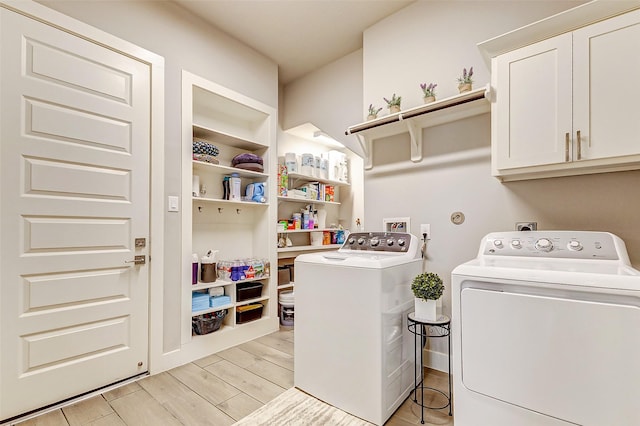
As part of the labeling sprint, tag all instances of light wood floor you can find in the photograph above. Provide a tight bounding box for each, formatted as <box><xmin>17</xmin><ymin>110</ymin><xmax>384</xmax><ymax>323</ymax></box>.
<box><xmin>13</xmin><ymin>328</ymin><xmax>453</xmax><ymax>426</ymax></box>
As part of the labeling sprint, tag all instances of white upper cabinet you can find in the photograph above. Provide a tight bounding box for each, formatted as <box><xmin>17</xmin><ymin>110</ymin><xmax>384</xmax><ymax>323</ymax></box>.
<box><xmin>489</xmin><ymin>7</ymin><xmax>640</xmax><ymax>181</ymax></box>
<box><xmin>572</xmin><ymin>10</ymin><xmax>640</xmax><ymax>161</ymax></box>
<box><xmin>493</xmin><ymin>34</ymin><xmax>572</xmax><ymax>170</ymax></box>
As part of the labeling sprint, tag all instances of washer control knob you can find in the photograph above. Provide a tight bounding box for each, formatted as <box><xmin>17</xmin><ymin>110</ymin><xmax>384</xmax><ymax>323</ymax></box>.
<box><xmin>568</xmin><ymin>240</ymin><xmax>583</xmax><ymax>251</ymax></box>
<box><xmin>397</xmin><ymin>238</ymin><xmax>406</xmax><ymax>247</ymax></box>
<box><xmin>357</xmin><ymin>237</ymin><xmax>366</xmax><ymax>245</ymax></box>
<box><xmin>511</xmin><ymin>239</ymin><xmax>522</xmax><ymax>249</ymax></box>
<box><xmin>535</xmin><ymin>238</ymin><xmax>553</xmax><ymax>252</ymax></box>
<box><xmin>370</xmin><ymin>237</ymin><xmax>380</xmax><ymax>247</ymax></box>
<box><xmin>494</xmin><ymin>239</ymin><xmax>503</xmax><ymax>248</ymax></box>
<box><xmin>348</xmin><ymin>238</ymin><xmax>355</xmax><ymax>245</ymax></box>
<box><xmin>386</xmin><ymin>239</ymin><xmax>394</xmax><ymax>246</ymax></box>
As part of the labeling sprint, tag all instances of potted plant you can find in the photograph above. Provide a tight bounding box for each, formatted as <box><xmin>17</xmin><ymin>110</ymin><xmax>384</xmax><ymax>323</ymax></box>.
<box><xmin>457</xmin><ymin>66</ymin><xmax>473</xmax><ymax>93</ymax></box>
<box><xmin>384</xmin><ymin>93</ymin><xmax>402</xmax><ymax>114</ymax></box>
<box><xmin>367</xmin><ymin>103</ymin><xmax>382</xmax><ymax>120</ymax></box>
<box><xmin>411</xmin><ymin>272</ymin><xmax>444</xmax><ymax>321</ymax></box>
<box><xmin>420</xmin><ymin>82</ymin><xmax>437</xmax><ymax>104</ymax></box>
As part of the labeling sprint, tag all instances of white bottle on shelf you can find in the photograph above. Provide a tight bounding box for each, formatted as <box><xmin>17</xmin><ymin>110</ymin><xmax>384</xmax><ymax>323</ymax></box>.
<box><xmin>230</xmin><ymin>173</ymin><xmax>241</xmax><ymax>201</ymax></box>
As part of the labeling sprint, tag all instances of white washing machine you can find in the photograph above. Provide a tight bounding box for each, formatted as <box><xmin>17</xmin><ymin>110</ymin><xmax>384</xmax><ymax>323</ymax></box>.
<box><xmin>294</xmin><ymin>232</ymin><xmax>421</xmax><ymax>425</ymax></box>
<box><xmin>452</xmin><ymin>231</ymin><xmax>640</xmax><ymax>426</ymax></box>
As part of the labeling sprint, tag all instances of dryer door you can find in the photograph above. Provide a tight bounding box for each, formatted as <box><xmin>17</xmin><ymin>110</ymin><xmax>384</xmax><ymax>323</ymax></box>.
<box><xmin>460</xmin><ymin>286</ymin><xmax>640</xmax><ymax>426</ymax></box>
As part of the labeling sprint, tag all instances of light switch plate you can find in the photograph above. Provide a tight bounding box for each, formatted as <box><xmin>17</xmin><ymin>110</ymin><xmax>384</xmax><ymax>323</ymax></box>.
<box><xmin>168</xmin><ymin>196</ymin><xmax>179</xmax><ymax>212</ymax></box>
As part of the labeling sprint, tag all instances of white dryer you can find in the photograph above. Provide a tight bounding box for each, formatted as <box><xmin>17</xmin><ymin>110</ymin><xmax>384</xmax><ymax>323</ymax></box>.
<box><xmin>452</xmin><ymin>231</ymin><xmax>640</xmax><ymax>426</ymax></box>
<box><xmin>294</xmin><ymin>232</ymin><xmax>421</xmax><ymax>425</ymax></box>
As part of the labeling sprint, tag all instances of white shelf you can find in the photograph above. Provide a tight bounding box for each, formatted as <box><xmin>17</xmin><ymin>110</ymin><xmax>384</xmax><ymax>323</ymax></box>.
<box><xmin>191</xmin><ymin>304</ymin><xmax>234</xmax><ymax>317</ymax></box>
<box><xmin>191</xmin><ymin>275</ymin><xmax>269</xmax><ymax>292</ymax></box>
<box><xmin>346</xmin><ymin>86</ymin><xmax>491</xmax><ymax>169</ymax></box>
<box><xmin>278</xmin><ymin>283</ymin><xmax>295</xmax><ymax>290</ymax></box>
<box><xmin>193</xmin><ymin>124</ymin><xmax>267</xmax><ymax>151</ymax></box>
<box><xmin>277</xmin><ymin>196</ymin><xmax>340</xmax><ymax>205</ymax></box>
<box><xmin>277</xmin><ymin>244</ymin><xmax>341</xmax><ymax>253</ymax></box>
<box><xmin>277</xmin><ymin>228</ymin><xmax>338</xmax><ymax>233</ymax></box>
<box><xmin>183</xmin><ymin>70</ymin><xmax>278</xmax><ymax>356</ymax></box>
<box><xmin>193</xmin><ymin>196</ymin><xmax>269</xmax><ymax>207</ymax></box>
<box><xmin>236</xmin><ymin>295</ymin><xmax>269</xmax><ymax>306</ymax></box>
<box><xmin>287</xmin><ymin>172</ymin><xmax>349</xmax><ymax>186</ymax></box>
<box><xmin>193</xmin><ymin>160</ymin><xmax>268</xmax><ymax>179</ymax></box>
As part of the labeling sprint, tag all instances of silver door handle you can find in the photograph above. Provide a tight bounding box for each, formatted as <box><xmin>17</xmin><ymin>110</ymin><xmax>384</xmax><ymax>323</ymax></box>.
<box><xmin>565</xmin><ymin>132</ymin><xmax>570</xmax><ymax>162</ymax></box>
<box><xmin>576</xmin><ymin>130</ymin><xmax>582</xmax><ymax>160</ymax></box>
<box><xmin>125</xmin><ymin>255</ymin><xmax>146</xmax><ymax>265</ymax></box>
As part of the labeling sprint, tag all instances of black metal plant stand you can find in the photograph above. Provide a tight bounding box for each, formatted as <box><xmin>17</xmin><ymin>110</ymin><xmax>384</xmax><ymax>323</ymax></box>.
<box><xmin>407</xmin><ymin>312</ymin><xmax>452</xmax><ymax>424</ymax></box>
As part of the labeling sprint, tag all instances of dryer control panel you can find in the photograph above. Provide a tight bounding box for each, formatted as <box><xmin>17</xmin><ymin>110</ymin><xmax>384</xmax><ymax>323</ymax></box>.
<box><xmin>340</xmin><ymin>232</ymin><xmax>414</xmax><ymax>253</ymax></box>
<box><xmin>482</xmin><ymin>231</ymin><xmax>622</xmax><ymax>260</ymax></box>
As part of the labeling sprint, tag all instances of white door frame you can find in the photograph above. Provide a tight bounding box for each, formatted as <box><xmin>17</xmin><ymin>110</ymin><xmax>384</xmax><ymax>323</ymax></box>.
<box><xmin>0</xmin><ymin>0</ymin><xmax>165</xmax><ymax>373</ymax></box>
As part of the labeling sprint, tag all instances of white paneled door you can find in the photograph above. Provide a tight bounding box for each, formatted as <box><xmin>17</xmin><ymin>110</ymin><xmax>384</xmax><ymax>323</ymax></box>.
<box><xmin>0</xmin><ymin>7</ymin><xmax>151</xmax><ymax>420</ymax></box>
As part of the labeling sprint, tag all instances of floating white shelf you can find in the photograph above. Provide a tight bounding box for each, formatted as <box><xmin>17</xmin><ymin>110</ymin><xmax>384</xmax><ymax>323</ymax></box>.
<box><xmin>346</xmin><ymin>86</ymin><xmax>491</xmax><ymax>169</ymax></box>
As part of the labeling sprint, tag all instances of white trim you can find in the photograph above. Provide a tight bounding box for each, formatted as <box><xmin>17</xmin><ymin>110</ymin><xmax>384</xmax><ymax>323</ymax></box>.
<box><xmin>477</xmin><ymin>0</ymin><xmax>640</xmax><ymax>65</ymax></box>
<box><xmin>423</xmin><ymin>348</ymin><xmax>450</xmax><ymax>374</ymax></box>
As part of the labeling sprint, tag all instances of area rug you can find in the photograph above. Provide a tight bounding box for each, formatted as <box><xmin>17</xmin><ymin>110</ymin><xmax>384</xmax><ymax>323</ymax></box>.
<box><xmin>233</xmin><ymin>387</ymin><xmax>373</xmax><ymax>426</ymax></box>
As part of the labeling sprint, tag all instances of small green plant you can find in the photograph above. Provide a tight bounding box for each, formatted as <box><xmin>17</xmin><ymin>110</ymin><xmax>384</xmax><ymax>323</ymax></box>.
<box><xmin>383</xmin><ymin>93</ymin><xmax>402</xmax><ymax>108</ymax></box>
<box><xmin>368</xmin><ymin>103</ymin><xmax>382</xmax><ymax>117</ymax></box>
<box><xmin>457</xmin><ymin>67</ymin><xmax>474</xmax><ymax>84</ymax></box>
<box><xmin>411</xmin><ymin>272</ymin><xmax>444</xmax><ymax>300</ymax></box>
<box><xmin>420</xmin><ymin>83</ymin><xmax>437</xmax><ymax>98</ymax></box>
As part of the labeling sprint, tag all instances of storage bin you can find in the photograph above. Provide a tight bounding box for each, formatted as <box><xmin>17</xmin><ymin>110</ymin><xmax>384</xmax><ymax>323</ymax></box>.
<box><xmin>278</xmin><ymin>267</ymin><xmax>290</xmax><ymax>285</ymax></box>
<box><xmin>236</xmin><ymin>282</ymin><xmax>263</xmax><ymax>302</ymax></box>
<box><xmin>192</xmin><ymin>310</ymin><xmax>227</xmax><ymax>335</ymax></box>
<box><xmin>236</xmin><ymin>303</ymin><xmax>264</xmax><ymax>324</ymax></box>
<box><xmin>279</xmin><ymin>291</ymin><xmax>294</xmax><ymax>327</ymax></box>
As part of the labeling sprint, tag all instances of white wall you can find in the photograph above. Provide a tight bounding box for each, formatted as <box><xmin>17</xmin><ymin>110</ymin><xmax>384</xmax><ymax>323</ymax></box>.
<box><xmin>281</xmin><ymin>50</ymin><xmax>366</xmax><ymax>231</ymax></box>
<box><xmin>283</xmin><ymin>50</ymin><xmax>364</xmax><ymax>156</ymax></box>
<box><xmin>38</xmin><ymin>0</ymin><xmax>279</xmax><ymax>356</ymax></box>
<box><xmin>361</xmin><ymin>0</ymin><xmax>640</xmax><ymax>326</ymax></box>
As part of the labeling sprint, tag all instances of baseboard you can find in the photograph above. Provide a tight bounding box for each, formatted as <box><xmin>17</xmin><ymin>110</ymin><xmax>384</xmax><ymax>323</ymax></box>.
<box><xmin>423</xmin><ymin>348</ymin><xmax>450</xmax><ymax>373</ymax></box>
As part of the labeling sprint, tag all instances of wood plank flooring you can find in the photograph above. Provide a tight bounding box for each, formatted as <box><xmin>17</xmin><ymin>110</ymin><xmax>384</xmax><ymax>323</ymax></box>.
<box><xmin>12</xmin><ymin>328</ymin><xmax>453</xmax><ymax>426</ymax></box>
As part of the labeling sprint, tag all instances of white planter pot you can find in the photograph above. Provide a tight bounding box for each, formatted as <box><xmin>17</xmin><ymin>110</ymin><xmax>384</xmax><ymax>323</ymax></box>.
<box><xmin>414</xmin><ymin>298</ymin><xmax>437</xmax><ymax>321</ymax></box>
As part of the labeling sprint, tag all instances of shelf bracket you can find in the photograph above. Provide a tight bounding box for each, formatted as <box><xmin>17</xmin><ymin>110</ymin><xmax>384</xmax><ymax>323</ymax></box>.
<box><xmin>356</xmin><ymin>133</ymin><xmax>373</xmax><ymax>170</ymax></box>
<box><xmin>406</xmin><ymin>120</ymin><xmax>423</xmax><ymax>163</ymax></box>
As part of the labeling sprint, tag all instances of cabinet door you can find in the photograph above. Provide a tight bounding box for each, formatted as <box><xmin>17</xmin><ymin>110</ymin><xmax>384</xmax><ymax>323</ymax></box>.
<box><xmin>493</xmin><ymin>34</ymin><xmax>573</xmax><ymax>170</ymax></box>
<box><xmin>573</xmin><ymin>9</ymin><xmax>640</xmax><ymax>161</ymax></box>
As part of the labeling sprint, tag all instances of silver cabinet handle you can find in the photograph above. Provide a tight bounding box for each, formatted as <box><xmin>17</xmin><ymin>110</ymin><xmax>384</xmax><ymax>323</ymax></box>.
<box><xmin>576</xmin><ymin>130</ymin><xmax>582</xmax><ymax>160</ymax></box>
<box><xmin>565</xmin><ymin>132</ymin><xmax>570</xmax><ymax>162</ymax></box>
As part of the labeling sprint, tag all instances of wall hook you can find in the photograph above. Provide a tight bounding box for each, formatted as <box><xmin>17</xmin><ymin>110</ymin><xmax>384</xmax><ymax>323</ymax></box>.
<box><xmin>198</xmin><ymin>206</ymin><xmax>203</xmax><ymax>213</ymax></box>
<box><xmin>218</xmin><ymin>207</ymin><xmax>223</xmax><ymax>214</ymax></box>
<box><xmin>236</xmin><ymin>209</ymin><xmax>241</xmax><ymax>215</ymax></box>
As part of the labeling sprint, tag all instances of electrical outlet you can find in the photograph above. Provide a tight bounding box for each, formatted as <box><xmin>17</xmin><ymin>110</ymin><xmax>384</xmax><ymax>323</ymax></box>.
<box><xmin>516</xmin><ymin>222</ymin><xmax>537</xmax><ymax>231</ymax></box>
<box><xmin>420</xmin><ymin>224</ymin><xmax>431</xmax><ymax>240</ymax></box>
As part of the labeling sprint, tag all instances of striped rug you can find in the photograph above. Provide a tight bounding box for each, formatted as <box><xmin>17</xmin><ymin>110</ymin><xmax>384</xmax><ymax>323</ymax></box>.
<box><xmin>233</xmin><ymin>387</ymin><xmax>373</xmax><ymax>426</ymax></box>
